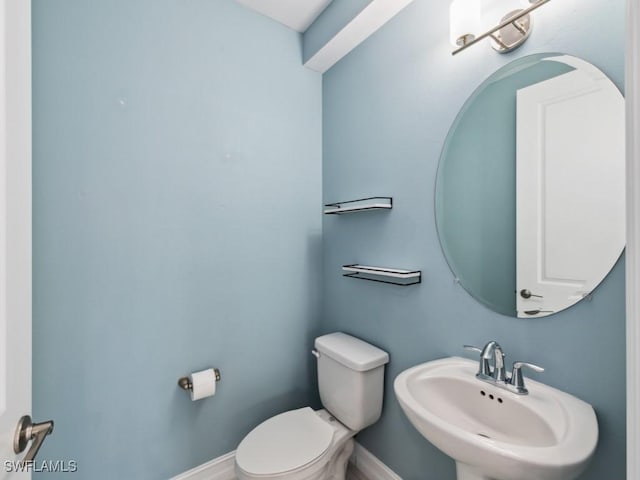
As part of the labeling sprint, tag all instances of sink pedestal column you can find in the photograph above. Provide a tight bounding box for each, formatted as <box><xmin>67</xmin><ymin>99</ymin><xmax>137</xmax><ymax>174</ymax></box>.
<box><xmin>456</xmin><ymin>462</ymin><xmax>493</xmax><ymax>480</ymax></box>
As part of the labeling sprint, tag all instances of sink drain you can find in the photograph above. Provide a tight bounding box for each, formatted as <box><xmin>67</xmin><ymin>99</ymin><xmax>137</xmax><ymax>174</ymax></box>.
<box><xmin>477</xmin><ymin>433</ymin><xmax>491</xmax><ymax>439</ymax></box>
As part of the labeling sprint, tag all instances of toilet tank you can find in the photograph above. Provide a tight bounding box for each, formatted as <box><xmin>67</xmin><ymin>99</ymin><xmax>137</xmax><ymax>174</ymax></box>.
<box><xmin>314</xmin><ymin>332</ymin><xmax>389</xmax><ymax>431</ymax></box>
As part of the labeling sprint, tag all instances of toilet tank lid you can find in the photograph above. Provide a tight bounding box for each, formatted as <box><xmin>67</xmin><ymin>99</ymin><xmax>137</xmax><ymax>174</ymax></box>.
<box><xmin>315</xmin><ymin>333</ymin><xmax>389</xmax><ymax>371</ymax></box>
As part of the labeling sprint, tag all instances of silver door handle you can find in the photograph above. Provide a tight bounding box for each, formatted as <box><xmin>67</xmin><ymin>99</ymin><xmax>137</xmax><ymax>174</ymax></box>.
<box><xmin>520</xmin><ymin>289</ymin><xmax>543</xmax><ymax>299</ymax></box>
<box><xmin>13</xmin><ymin>415</ymin><xmax>54</xmax><ymax>462</ymax></box>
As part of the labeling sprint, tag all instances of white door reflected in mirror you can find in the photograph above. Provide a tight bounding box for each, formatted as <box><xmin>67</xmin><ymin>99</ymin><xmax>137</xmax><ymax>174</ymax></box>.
<box><xmin>516</xmin><ymin>56</ymin><xmax>625</xmax><ymax>318</ymax></box>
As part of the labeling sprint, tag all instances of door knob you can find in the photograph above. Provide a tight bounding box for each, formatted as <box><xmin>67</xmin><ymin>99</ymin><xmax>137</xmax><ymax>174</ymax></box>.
<box><xmin>13</xmin><ymin>415</ymin><xmax>54</xmax><ymax>462</ymax></box>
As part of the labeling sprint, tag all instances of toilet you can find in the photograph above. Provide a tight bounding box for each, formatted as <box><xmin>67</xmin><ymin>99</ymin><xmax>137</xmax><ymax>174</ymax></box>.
<box><xmin>235</xmin><ymin>332</ymin><xmax>390</xmax><ymax>480</ymax></box>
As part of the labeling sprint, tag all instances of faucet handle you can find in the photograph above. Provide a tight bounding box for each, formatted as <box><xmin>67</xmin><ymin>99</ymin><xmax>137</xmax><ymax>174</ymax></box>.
<box><xmin>463</xmin><ymin>345</ymin><xmax>482</xmax><ymax>354</ymax></box>
<box><xmin>513</xmin><ymin>361</ymin><xmax>544</xmax><ymax>373</ymax></box>
<box><xmin>510</xmin><ymin>361</ymin><xmax>545</xmax><ymax>394</ymax></box>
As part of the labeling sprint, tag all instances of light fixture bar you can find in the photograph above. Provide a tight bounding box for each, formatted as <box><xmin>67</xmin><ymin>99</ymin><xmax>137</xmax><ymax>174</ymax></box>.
<box><xmin>452</xmin><ymin>0</ymin><xmax>551</xmax><ymax>55</ymax></box>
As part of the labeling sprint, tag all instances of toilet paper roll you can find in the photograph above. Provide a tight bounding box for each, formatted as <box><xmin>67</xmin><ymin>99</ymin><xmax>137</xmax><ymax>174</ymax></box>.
<box><xmin>189</xmin><ymin>368</ymin><xmax>217</xmax><ymax>401</ymax></box>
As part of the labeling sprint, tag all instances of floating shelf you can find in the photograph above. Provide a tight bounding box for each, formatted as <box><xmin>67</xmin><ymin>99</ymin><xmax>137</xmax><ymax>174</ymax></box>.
<box><xmin>324</xmin><ymin>197</ymin><xmax>392</xmax><ymax>215</ymax></box>
<box><xmin>342</xmin><ymin>264</ymin><xmax>421</xmax><ymax>286</ymax></box>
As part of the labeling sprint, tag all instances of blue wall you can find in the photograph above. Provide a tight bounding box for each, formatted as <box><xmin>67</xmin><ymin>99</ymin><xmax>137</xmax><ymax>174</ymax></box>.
<box><xmin>32</xmin><ymin>1</ymin><xmax>321</xmax><ymax>478</ymax></box>
<box><xmin>322</xmin><ymin>0</ymin><xmax>626</xmax><ymax>479</ymax></box>
<box><xmin>31</xmin><ymin>0</ymin><xmax>627</xmax><ymax>478</ymax></box>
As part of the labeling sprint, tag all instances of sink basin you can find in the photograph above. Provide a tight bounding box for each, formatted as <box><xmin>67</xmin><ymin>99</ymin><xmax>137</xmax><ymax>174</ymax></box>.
<box><xmin>394</xmin><ymin>357</ymin><xmax>598</xmax><ymax>480</ymax></box>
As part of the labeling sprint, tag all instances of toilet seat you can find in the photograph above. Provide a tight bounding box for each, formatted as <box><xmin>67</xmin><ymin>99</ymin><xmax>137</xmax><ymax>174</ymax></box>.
<box><xmin>236</xmin><ymin>407</ymin><xmax>335</xmax><ymax>477</ymax></box>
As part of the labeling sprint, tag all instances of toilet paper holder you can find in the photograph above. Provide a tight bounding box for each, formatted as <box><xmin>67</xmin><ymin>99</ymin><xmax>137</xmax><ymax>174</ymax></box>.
<box><xmin>178</xmin><ymin>368</ymin><xmax>221</xmax><ymax>392</ymax></box>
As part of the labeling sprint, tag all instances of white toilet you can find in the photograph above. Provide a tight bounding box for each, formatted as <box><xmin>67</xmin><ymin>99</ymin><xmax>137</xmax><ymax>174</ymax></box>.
<box><xmin>235</xmin><ymin>332</ymin><xmax>389</xmax><ymax>480</ymax></box>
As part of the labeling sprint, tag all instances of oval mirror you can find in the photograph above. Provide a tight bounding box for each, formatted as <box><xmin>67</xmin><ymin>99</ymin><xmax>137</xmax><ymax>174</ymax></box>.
<box><xmin>435</xmin><ymin>53</ymin><xmax>625</xmax><ymax>318</ymax></box>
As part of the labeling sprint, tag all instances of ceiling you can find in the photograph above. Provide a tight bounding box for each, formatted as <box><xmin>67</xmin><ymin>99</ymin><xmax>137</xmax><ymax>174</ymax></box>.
<box><xmin>235</xmin><ymin>0</ymin><xmax>333</xmax><ymax>33</ymax></box>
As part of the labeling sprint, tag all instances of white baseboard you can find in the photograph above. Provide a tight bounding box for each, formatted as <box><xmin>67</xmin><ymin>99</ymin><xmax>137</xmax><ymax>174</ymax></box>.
<box><xmin>349</xmin><ymin>443</ymin><xmax>402</xmax><ymax>480</ymax></box>
<box><xmin>170</xmin><ymin>442</ymin><xmax>401</xmax><ymax>480</ymax></box>
<box><xmin>170</xmin><ymin>450</ymin><xmax>236</xmax><ymax>480</ymax></box>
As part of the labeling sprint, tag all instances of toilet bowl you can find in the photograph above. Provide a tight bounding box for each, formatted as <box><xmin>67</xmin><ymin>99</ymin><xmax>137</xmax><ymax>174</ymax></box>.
<box><xmin>235</xmin><ymin>333</ymin><xmax>389</xmax><ymax>480</ymax></box>
<box><xmin>236</xmin><ymin>408</ymin><xmax>354</xmax><ymax>480</ymax></box>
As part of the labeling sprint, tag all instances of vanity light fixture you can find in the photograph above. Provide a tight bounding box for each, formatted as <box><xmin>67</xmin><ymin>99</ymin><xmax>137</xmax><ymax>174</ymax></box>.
<box><xmin>450</xmin><ymin>0</ymin><xmax>551</xmax><ymax>55</ymax></box>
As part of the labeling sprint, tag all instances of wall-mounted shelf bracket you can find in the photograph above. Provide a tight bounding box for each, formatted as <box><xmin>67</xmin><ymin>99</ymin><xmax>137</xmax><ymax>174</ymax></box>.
<box><xmin>324</xmin><ymin>197</ymin><xmax>392</xmax><ymax>215</ymax></box>
<box><xmin>342</xmin><ymin>264</ymin><xmax>421</xmax><ymax>286</ymax></box>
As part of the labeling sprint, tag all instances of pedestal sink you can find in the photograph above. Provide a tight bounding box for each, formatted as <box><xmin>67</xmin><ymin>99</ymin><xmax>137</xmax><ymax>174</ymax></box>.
<box><xmin>394</xmin><ymin>357</ymin><xmax>598</xmax><ymax>480</ymax></box>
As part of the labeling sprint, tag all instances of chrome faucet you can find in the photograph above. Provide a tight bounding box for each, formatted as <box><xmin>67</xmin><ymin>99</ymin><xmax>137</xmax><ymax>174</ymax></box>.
<box><xmin>464</xmin><ymin>341</ymin><xmax>504</xmax><ymax>380</ymax></box>
<box><xmin>481</xmin><ymin>341</ymin><xmax>506</xmax><ymax>382</ymax></box>
<box><xmin>464</xmin><ymin>341</ymin><xmax>544</xmax><ymax>395</ymax></box>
